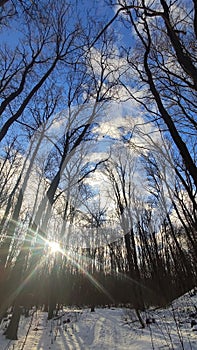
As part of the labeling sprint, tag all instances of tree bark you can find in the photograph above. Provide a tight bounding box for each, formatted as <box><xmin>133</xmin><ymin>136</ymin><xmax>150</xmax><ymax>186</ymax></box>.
<box><xmin>4</xmin><ymin>303</ymin><xmax>21</xmax><ymax>340</ymax></box>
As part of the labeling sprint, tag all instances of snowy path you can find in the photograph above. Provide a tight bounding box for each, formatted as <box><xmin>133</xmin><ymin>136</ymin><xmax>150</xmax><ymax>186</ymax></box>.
<box><xmin>1</xmin><ymin>292</ymin><xmax>197</xmax><ymax>350</ymax></box>
<box><xmin>22</xmin><ymin>308</ymin><xmax>137</xmax><ymax>350</ymax></box>
<box><xmin>0</xmin><ymin>308</ymin><xmax>145</xmax><ymax>350</ymax></box>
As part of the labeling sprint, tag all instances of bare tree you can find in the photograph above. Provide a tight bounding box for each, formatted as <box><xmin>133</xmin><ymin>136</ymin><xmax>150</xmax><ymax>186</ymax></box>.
<box><xmin>94</xmin><ymin>0</ymin><xmax>197</xmax><ymax>187</ymax></box>
<box><xmin>3</xmin><ymin>26</ymin><xmax>118</xmax><ymax>338</ymax></box>
<box><xmin>0</xmin><ymin>0</ymin><xmax>83</xmax><ymax>142</ymax></box>
<box><xmin>0</xmin><ymin>84</ymin><xmax>61</xmax><ymax>269</ymax></box>
<box><xmin>103</xmin><ymin>144</ymin><xmax>146</xmax><ymax>327</ymax></box>
<box><xmin>0</xmin><ymin>137</ymin><xmax>23</xmax><ymax>209</ymax></box>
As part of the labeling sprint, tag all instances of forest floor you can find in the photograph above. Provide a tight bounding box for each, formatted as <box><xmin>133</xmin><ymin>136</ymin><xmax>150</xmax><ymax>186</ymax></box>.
<box><xmin>0</xmin><ymin>290</ymin><xmax>197</xmax><ymax>350</ymax></box>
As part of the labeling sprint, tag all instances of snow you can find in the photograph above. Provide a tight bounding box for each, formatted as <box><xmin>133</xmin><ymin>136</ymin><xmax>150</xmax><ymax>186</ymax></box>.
<box><xmin>1</xmin><ymin>290</ymin><xmax>197</xmax><ymax>350</ymax></box>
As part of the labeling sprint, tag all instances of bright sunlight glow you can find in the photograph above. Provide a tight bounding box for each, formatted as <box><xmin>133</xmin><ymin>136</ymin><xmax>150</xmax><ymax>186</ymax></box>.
<box><xmin>48</xmin><ymin>241</ymin><xmax>61</xmax><ymax>254</ymax></box>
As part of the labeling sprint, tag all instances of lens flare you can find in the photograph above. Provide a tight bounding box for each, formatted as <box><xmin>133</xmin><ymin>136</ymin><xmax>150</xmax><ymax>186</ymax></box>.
<box><xmin>48</xmin><ymin>240</ymin><xmax>61</xmax><ymax>253</ymax></box>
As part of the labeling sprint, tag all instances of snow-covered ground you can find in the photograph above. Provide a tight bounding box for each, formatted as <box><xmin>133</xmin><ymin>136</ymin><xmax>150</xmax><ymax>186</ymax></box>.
<box><xmin>1</xmin><ymin>290</ymin><xmax>197</xmax><ymax>350</ymax></box>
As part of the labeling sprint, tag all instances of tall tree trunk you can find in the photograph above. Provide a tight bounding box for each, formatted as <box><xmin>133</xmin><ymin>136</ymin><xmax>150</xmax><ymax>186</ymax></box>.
<box><xmin>4</xmin><ymin>303</ymin><xmax>21</xmax><ymax>340</ymax></box>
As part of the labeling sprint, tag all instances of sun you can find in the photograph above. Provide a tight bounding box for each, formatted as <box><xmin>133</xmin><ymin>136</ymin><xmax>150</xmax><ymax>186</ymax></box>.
<box><xmin>48</xmin><ymin>241</ymin><xmax>61</xmax><ymax>254</ymax></box>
